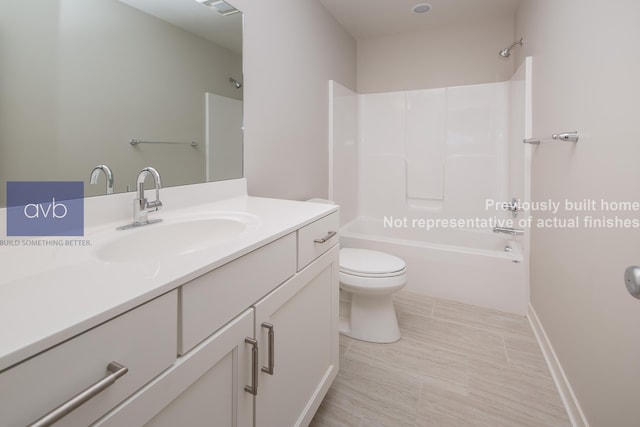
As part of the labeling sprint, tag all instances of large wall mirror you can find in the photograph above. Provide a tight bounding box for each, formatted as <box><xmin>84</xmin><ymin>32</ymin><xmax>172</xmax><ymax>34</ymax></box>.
<box><xmin>0</xmin><ymin>0</ymin><xmax>243</xmax><ymax>207</ymax></box>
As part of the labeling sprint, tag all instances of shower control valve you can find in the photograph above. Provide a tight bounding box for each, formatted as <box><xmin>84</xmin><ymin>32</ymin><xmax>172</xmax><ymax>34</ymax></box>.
<box><xmin>506</xmin><ymin>198</ymin><xmax>523</xmax><ymax>218</ymax></box>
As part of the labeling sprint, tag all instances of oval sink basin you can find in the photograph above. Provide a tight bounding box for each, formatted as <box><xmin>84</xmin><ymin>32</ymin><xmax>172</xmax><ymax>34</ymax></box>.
<box><xmin>96</xmin><ymin>216</ymin><xmax>255</xmax><ymax>263</ymax></box>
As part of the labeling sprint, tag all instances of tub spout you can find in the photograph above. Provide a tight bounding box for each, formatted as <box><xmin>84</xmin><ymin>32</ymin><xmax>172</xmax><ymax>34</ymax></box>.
<box><xmin>493</xmin><ymin>226</ymin><xmax>524</xmax><ymax>236</ymax></box>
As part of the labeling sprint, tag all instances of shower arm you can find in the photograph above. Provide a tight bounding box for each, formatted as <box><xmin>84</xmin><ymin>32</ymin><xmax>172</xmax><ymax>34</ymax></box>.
<box><xmin>500</xmin><ymin>38</ymin><xmax>523</xmax><ymax>57</ymax></box>
<box><xmin>505</xmin><ymin>38</ymin><xmax>523</xmax><ymax>51</ymax></box>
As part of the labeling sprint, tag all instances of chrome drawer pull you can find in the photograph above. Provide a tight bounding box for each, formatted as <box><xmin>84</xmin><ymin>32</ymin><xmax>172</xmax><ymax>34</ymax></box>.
<box><xmin>314</xmin><ymin>231</ymin><xmax>336</xmax><ymax>244</ymax></box>
<box><xmin>28</xmin><ymin>361</ymin><xmax>128</xmax><ymax>427</ymax></box>
<box><xmin>244</xmin><ymin>337</ymin><xmax>258</xmax><ymax>396</ymax></box>
<box><xmin>261</xmin><ymin>323</ymin><xmax>275</xmax><ymax>375</ymax></box>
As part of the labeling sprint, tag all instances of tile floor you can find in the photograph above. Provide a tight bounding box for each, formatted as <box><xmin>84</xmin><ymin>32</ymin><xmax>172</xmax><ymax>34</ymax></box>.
<box><xmin>310</xmin><ymin>291</ymin><xmax>571</xmax><ymax>427</ymax></box>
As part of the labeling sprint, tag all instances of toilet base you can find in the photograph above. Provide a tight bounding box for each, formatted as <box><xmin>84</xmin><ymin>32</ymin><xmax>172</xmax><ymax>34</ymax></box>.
<box><xmin>340</xmin><ymin>292</ymin><xmax>401</xmax><ymax>343</ymax></box>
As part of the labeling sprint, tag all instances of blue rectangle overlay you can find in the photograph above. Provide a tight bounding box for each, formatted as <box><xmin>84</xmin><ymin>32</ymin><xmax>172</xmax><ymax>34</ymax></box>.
<box><xmin>7</xmin><ymin>182</ymin><xmax>84</xmax><ymax>236</ymax></box>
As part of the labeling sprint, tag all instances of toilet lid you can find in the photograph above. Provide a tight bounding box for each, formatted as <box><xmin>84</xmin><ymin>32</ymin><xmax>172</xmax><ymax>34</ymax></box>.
<box><xmin>339</xmin><ymin>248</ymin><xmax>406</xmax><ymax>276</ymax></box>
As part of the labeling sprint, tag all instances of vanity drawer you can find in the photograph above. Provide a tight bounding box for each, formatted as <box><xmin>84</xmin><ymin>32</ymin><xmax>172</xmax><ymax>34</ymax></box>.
<box><xmin>0</xmin><ymin>290</ymin><xmax>177</xmax><ymax>427</ymax></box>
<box><xmin>297</xmin><ymin>211</ymin><xmax>339</xmax><ymax>270</ymax></box>
<box><xmin>180</xmin><ymin>232</ymin><xmax>297</xmax><ymax>355</ymax></box>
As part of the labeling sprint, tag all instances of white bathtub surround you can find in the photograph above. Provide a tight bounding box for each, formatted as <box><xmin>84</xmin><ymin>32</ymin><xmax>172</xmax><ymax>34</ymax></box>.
<box><xmin>405</xmin><ymin>88</ymin><xmax>447</xmax><ymax>201</ymax></box>
<box><xmin>328</xmin><ymin>81</ymin><xmax>359</xmax><ymax>225</ymax></box>
<box><xmin>205</xmin><ymin>93</ymin><xmax>243</xmax><ymax>182</ymax></box>
<box><xmin>329</xmin><ymin>59</ymin><xmax>532</xmax><ymax>316</ymax></box>
<box><xmin>357</xmin><ymin>81</ymin><xmax>509</xmax><ymax>221</ymax></box>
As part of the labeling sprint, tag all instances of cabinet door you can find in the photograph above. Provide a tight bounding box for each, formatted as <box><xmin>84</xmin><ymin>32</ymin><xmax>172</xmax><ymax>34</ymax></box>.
<box><xmin>95</xmin><ymin>309</ymin><xmax>255</xmax><ymax>427</ymax></box>
<box><xmin>254</xmin><ymin>246</ymin><xmax>339</xmax><ymax>427</ymax></box>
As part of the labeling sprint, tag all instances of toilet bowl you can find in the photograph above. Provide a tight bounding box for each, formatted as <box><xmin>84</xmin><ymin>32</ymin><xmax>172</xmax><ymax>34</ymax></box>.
<box><xmin>339</xmin><ymin>248</ymin><xmax>407</xmax><ymax>343</ymax></box>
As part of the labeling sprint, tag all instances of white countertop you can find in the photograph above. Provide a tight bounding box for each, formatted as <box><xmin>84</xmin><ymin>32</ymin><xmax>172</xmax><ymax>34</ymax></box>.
<box><xmin>0</xmin><ymin>180</ymin><xmax>337</xmax><ymax>372</ymax></box>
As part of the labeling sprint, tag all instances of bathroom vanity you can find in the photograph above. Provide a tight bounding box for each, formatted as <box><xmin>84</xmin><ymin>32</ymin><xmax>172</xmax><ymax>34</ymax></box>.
<box><xmin>0</xmin><ymin>179</ymin><xmax>339</xmax><ymax>426</ymax></box>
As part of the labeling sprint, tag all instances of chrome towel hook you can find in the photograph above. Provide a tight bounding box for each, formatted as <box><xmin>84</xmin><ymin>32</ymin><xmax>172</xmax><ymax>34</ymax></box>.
<box><xmin>552</xmin><ymin>132</ymin><xmax>579</xmax><ymax>142</ymax></box>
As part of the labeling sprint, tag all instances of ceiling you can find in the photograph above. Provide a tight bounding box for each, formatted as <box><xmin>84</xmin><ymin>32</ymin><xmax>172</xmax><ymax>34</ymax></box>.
<box><xmin>318</xmin><ymin>0</ymin><xmax>523</xmax><ymax>40</ymax></box>
<box><xmin>120</xmin><ymin>0</ymin><xmax>242</xmax><ymax>54</ymax></box>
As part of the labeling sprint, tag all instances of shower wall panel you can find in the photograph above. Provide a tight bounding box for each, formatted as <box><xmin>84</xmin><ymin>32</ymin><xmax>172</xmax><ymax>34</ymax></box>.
<box><xmin>358</xmin><ymin>82</ymin><xmax>510</xmax><ymax>223</ymax></box>
<box><xmin>329</xmin><ymin>81</ymin><xmax>359</xmax><ymax>225</ymax></box>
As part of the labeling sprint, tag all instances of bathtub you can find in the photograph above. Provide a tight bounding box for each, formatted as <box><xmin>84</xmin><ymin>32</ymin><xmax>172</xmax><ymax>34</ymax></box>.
<box><xmin>339</xmin><ymin>216</ymin><xmax>528</xmax><ymax>315</ymax></box>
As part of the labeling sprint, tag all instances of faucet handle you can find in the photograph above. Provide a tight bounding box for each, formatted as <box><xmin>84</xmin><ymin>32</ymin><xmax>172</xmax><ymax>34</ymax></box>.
<box><xmin>147</xmin><ymin>200</ymin><xmax>163</xmax><ymax>210</ymax></box>
<box><xmin>506</xmin><ymin>197</ymin><xmax>523</xmax><ymax>218</ymax></box>
<box><xmin>506</xmin><ymin>198</ymin><xmax>521</xmax><ymax>211</ymax></box>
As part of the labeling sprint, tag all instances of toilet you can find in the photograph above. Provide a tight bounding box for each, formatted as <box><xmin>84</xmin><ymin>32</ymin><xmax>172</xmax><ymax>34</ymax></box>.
<box><xmin>339</xmin><ymin>248</ymin><xmax>407</xmax><ymax>343</ymax></box>
<box><xmin>305</xmin><ymin>199</ymin><xmax>407</xmax><ymax>343</ymax></box>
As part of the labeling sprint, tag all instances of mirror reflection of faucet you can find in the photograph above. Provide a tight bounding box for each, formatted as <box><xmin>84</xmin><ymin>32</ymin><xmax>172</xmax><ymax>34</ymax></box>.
<box><xmin>117</xmin><ymin>167</ymin><xmax>163</xmax><ymax>230</ymax></box>
<box><xmin>90</xmin><ymin>165</ymin><xmax>114</xmax><ymax>194</ymax></box>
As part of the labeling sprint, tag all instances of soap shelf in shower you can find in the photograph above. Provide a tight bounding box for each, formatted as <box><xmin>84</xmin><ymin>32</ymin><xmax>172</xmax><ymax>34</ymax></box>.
<box><xmin>523</xmin><ymin>131</ymin><xmax>579</xmax><ymax>145</ymax></box>
<box><xmin>130</xmin><ymin>139</ymin><xmax>198</xmax><ymax>147</ymax></box>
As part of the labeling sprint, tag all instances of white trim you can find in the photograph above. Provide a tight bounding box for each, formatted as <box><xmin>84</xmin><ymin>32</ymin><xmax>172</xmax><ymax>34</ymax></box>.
<box><xmin>328</xmin><ymin>80</ymin><xmax>335</xmax><ymax>200</ymax></box>
<box><xmin>527</xmin><ymin>303</ymin><xmax>589</xmax><ymax>427</ymax></box>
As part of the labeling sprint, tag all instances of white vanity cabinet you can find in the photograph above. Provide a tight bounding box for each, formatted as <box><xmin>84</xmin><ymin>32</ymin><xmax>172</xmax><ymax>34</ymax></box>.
<box><xmin>94</xmin><ymin>232</ymin><xmax>299</xmax><ymax>427</ymax></box>
<box><xmin>144</xmin><ymin>309</ymin><xmax>255</xmax><ymax>427</ymax></box>
<box><xmin>254</xmin><ymin>246</ymin><xmax>339</xmax><ymax>427</ymax></box>
<box><xmin>95</xmin><ymin>308</ymin><xmax>255</xmax><ymax>427</ymax></box>
<box><xmin>97</xmin><ymin>211</ymin><xmax>339</xmax><ymax>427</ymax></box>
<box><xmin>0</xmin><ymin>205</ymin><xmax>339</xmax><ymax>427</ymax></box>
<box><xmin>254</xmin><ymin>211</ymin><xmax>340</xmax><ymax>427</ymax></box>
<box><xmin>0</xmin><ymin>291</ymin><xmax>178</xmax><ymax>427</ymax></box>
<box><xmin>179</xmin><ymin>233</ymin><xmax>298</xmax><ymax>356</ymax></box>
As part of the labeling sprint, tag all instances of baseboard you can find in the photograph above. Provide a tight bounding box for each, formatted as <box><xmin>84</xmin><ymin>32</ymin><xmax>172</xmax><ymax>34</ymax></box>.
<box><xmin>527</xmin><ymin>304</ymin><xmax>589</xmax><ymax>427</ymax></box>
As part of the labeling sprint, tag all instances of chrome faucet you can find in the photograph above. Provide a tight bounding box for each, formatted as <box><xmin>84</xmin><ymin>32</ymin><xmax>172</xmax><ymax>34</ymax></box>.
<box><xmin>493</xmin><ymin>226</ymin><xmax>524</xmax><ymax>236</ymax></box>
<box><xmin>90</xmin><ymin>164</ymin><xmax>114</xmax><ymax>194</ymax></box>
<box><xmin>134</xmin><ymin>167</ymin><xmax>163</xmax><ymax>224</ymax></box>
<box><xmin>118</xmin><ymin>167</ymin><xmax>163</xmax><ymax>230</ymax></box>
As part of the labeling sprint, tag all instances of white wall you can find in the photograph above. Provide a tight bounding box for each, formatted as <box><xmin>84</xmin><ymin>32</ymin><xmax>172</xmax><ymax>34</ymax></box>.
<box><xmin>231</xmin><ymin>0</ymin><xmax>357</xmax><ymax>200</ymax></box>
<box><xmin>357</xmin><ymin>16</ymin><xmax>516</xmax><ymax>94</ymax></box>
<box><xmin>516</xmin><ymin>1</ymin><xmax>640</xmax><ymax>425</ymax></box>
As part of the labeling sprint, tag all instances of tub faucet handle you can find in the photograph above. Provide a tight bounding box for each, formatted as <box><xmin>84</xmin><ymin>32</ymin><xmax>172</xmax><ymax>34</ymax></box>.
<box><xmin>506</xmin><ymin>198</ymin><xmax>523</xmax><ymax>218</ymax></box>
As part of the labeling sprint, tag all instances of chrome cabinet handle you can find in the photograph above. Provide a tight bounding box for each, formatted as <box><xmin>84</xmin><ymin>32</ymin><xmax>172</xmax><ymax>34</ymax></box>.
<box><xmin>261</xmin><ymin>323</ymin><xmax>275</xmax><ymax>375</ymax></box>
<box><xmin>28</xmin><ymin>362</ymin><xmax>128</xmax><ymax>427</ymax></box>
<box><xmin>314</xmin><ymin>231</ymin><xmax>336</xmax><ymax>244</ymax></box>
<box><xmin>244</xmin><ymin>337</ymin><xmax>258</xmax><ymax>396</ymax></box>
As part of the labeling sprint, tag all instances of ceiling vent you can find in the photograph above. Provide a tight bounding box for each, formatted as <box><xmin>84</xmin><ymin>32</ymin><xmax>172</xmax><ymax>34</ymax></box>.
<box><xmin>198</xmin><ymin>0</ymin><xmax>240</xmax><ymax>16</ymax></box>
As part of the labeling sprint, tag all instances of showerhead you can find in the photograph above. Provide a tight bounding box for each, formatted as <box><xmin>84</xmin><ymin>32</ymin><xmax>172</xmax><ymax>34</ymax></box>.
<box><xmin>499</xmin><ymin>38</ymin><xmax>523</xmax><ymax>58</ymax></box>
